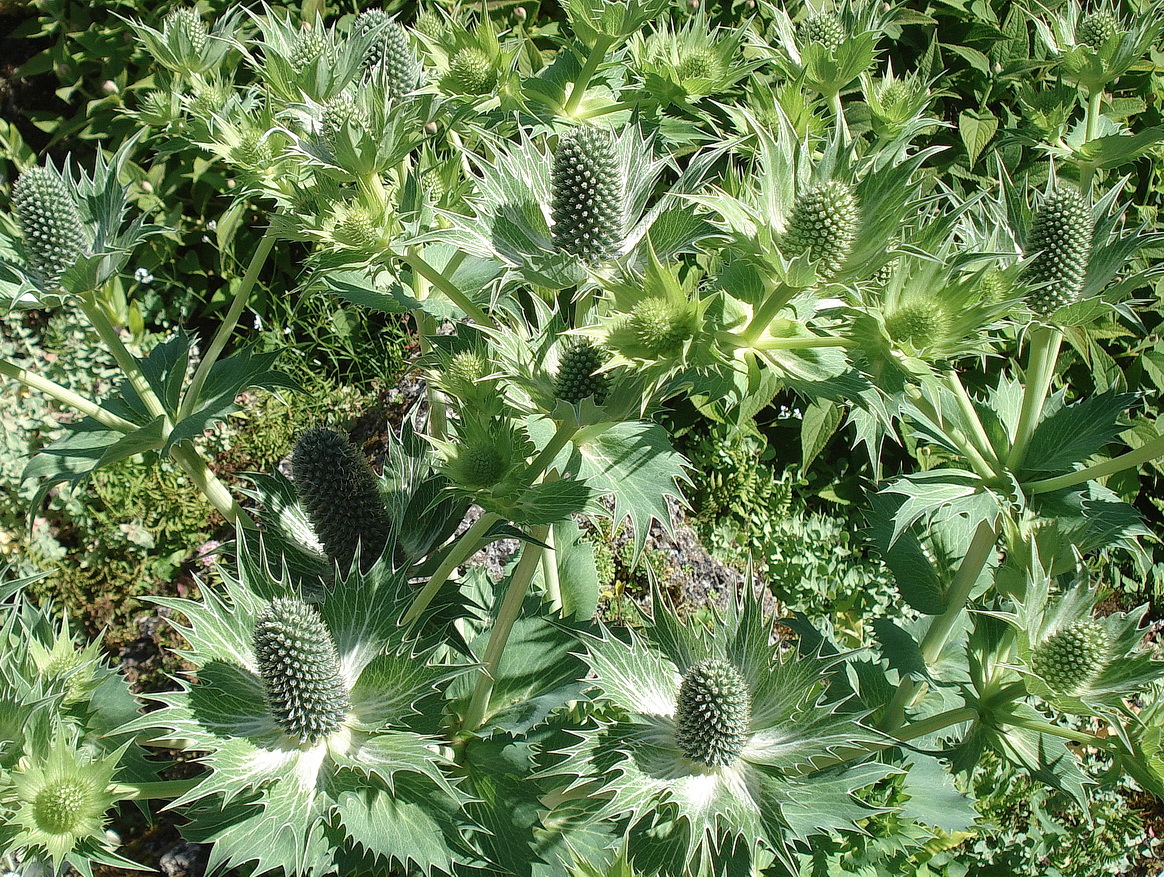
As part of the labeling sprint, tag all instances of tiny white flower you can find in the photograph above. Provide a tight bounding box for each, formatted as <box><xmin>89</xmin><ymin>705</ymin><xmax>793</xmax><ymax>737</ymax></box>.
<box><xmin>133</xmin><ymin>267</ymin><xmax>154</xmax><ymax>284</ymax></box>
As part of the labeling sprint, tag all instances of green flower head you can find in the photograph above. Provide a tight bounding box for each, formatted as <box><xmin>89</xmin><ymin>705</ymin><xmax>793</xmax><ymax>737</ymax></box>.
<box><xmin>560</xmin><ymin>588</ymin><xmax>890</xmax><ymax>876</ymax></box>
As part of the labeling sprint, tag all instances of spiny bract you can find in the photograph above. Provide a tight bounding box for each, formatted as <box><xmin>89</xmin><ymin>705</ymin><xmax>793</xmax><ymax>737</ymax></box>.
<box><xmin>555</xmin><ymin>340</ymin><xmax>609</xmax><ymax>404</ymax></box>
<box><xmin>1031</xmin><ymin>618</ymin><xmax>1107</xmax><ymax>694</ymax></box>
<box><xmin>1024</xmin><ymin>187</ymin><xmax>1092</xmax><ymax>316</ymax></box>
<box><xmin>13</xmin><ymin>166</ymin><xmax>87</xmax><ymax>290</ymax></box>
<box><xmin>782</xmin><ymin>180</ymin><xmax>860</xmax><ymax>281</ymax></box>
<box><xmin>551</xmin><ymin>127</ymin><xmax>623</xmax><ymax>264</ymax></box>
<box><xmin>254</xmin><ymin>597</ymin><xmax>351</xmax><ymax>743</ymax></box>
<box><xmin>290</xmin><ymin>426</ymin><xmax>393</xmax><ymax>571</ymax></box>
<box><xmin>447</xmin><ymin>47</ymin><xmax>496</xmax><ymax>95</ymax></box>
<box><xmin>799</xmin><ymin>11</ymin><xmax>846</xmax><ymax>52</ymax></box>
<box><xmin>1078</xmin><ymin>10</ymin><xmax>1119</xmax><ymax>47</ymax></box>
<box><xmin>674</xmin><ymin>658</ymin><xmax>752</xmax><ymax>767</ymax></box>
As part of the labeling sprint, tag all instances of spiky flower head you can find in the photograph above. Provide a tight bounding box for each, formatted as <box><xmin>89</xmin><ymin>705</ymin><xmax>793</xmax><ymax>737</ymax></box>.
<box><xmin>446</xmin><ymin>47</ymin><xmax>497</xmax><ymax>95</ymax></box>
<box><xmin>290</xmin><ymin>25</ymin><xmax>329</xmax><ymax>71</ymax></box>
<box><xmin>320</xmin><ymin>94</ymin><xmax>367</xmax><ymax>147</ymax></box>
<box><xmin>163</xmin><ymin>7</ymin><xmax>208</xmax><ymax>55</ymax></box>
<box><xmin>12</xmin><ymin>166</ymin><xmax>87</xmax><ymax>291</ymax></box>
<box><xmin>1024</xmin><ymin>187</ymin><xmax>1091</xmax><ymax>316</ymax></box>
<box><xmin>978</xmin><ymin>267</ymin><xmax>1011</xmax><ymax>303</ymax></box>
<box><xmin>356</xmin><ymin>12</ymin><xmax>421</xmax><ymax>100</ymax></box>
<box><xmin>782</xmin><ymin>180</ymin><xmax>860</xmax><ymax>281</ymax></box>
<box><xmin>291</xmin><ymin>426</ymin><xmax>393</xmax><ymax>571</ymax></box>
<box><xmin>674</xmin><ymin>658</ymin><xmax>752</xmax><ymax>767</ymax></box>
<box><xmin>555</xmin><ymin>340</ymin><xmax>609</xmax><ymax>405</ymax></box>
<box><xmin>627</xmin><ymin>296</ymin><xmax>699</xmax><ymax>356</ymax></box>
<box><xmin>329</xmin><ymin>200</ymin><xmax>382</xmax><ymax>251</ymax></box>
<box><xmin>799</xmin><ymin>11</ymin><xmax>846</xmax><ymax>52</ymax></box>
<box><xmin>676</xmin><ymin>46</ymin><xmax>724</xmax><ymax>82</ymax></box>
<box><xmin>552</xmin><ymin>127</ymin><xmax>623</xmax><ymax>264</ymax></box>
<box><xmin>1031</xmin><ymin>618</ymin><xmax>1107</xmax><ymax>694</ymax></box>
<box><xmin>884</xmin><ymin>299</ymin><xmax>952</xmax><ymax>351</ymax></box>
<box><xmin>414</xmin><ymin>8</ymin><xmax>446</xmax><ymax>38</ymax></box>
<box><xmin>254</xmin><ymin>598</ymin><xmax>351</xmax><ymax>743</ymax></box>
<box><xmin>1077</xmin><ymin>10</ymin><xmax>1119</xmax><ymax>47</ymax></box>
<box><xmin>564</xmin><ymin>589</ymin><xmax>888</xmax><ymax>876</ymax></box>
<box><xmin>453</xmin><ymin>441</ymin><xmax>506</xmax><ymax>488</ymax></box>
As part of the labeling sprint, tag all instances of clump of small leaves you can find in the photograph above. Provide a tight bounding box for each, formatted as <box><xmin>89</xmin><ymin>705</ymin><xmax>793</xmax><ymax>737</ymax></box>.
<box><xmin>1024</xmin><ymin>186</ymin><xmax>1092</xmax><ymax>316</ymax></box>
<box><xmin>783</xmin><ymin>180</ymin><xmax>860</xmax><ymax>280</ymax></box>
<box><xmin>551</xmin><ymin>127</ymin><xmax>623</xmax><ymax>263</ymax></box>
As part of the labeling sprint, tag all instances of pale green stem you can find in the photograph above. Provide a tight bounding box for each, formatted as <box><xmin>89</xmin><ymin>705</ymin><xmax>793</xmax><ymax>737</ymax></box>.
<box><xmin>417</xmin><ymin>313</ymin><xmax>448</xmax><ymax>441</ymax></box>
<box><xmin>401</xmin><ymin>251</ymin><xmax>496</xmax><ymax>327</ymax></box>
<box><xmin>523</xmin><ymin>421</ymin><xmax>577</xmax><ymax>484</ymax></box>
<box><xmin>829</xmin><ymin>91</ymin><xmax>850</xmax><ymax>144</ymax></box>
<box><xmin>740</xmin><ymin>282</ymin><xmax>796</xmax><ymax>346</ymax></box>
<box><xmin>404</xmin><ymin>511</ymin><xmax>503</xmax><ymax>626</ymax></box>
<box><xmin>1005</xmin><ymin>326</ymin><xmax>1063</xmax><ymax>471</ymax></box>
<box><xmin>1007</xmin><ymin>716</ymin><xmax>1114</xmax><ymax>749</ymax></box>
<box><xmin>564</xmin><ymin>35</ymin><xmax>616</xmax><ymax>117</ymax></box>
<box><xmin>1026</xmin><ymin>432</ymin><xmax>1164</xmax><ymax>495</ymax></box>
<box><xmin>946</xmin><ymin>369</ymin><xmax>1002</xmax><ymax>469</ymax></box>
<box><xmin>1082</xmin><ymin>90</ymin><xmax>1104</xmax><ymax>190</ymax></box>
<box><xmin>756</xmin><ymin>335</ymin><xmax>854</xmax><ymax>350</ymax></box>
<box><xmin>460</xmin><ymin>525</ymin><xmax>548</xmax><ymax>733</ymax></box>
<box><xmin>0</xmin><ymin>359</ymin><xmax>135</xmax><ymax>432</ymax></box>
<box><xmin>541</xmin><ymin>523</ymin><xmax>562</xmax><ymax>611</ymax></box>
<box><xmin>122</xmin><ymin>779</ymin><xmax>200</xmax><ymax>801</ymax></box>
<box><xmin>880</xmin><ymin>520</ymin><xmax>998</xmax><ymax>732</ymax></box>
<box><xmin>170</xmin><ymin>442</ymin><xmax>252</xmax><ymax>527</ymax></box>
<box><xmin>77</xmin><ymin>292</ymin><xmax>168</xmax><ymax>423</ymax></box>
<box><xmin>809</xmin><ymin>706</ymin><xmax>978</xmax><ymax>773</ymax></box>
<box><xmin>178</xmin><ymin>221</ymin><xmax>279</xmax><ymax>421</ymax></box>
<box><xmin>907</xmin><ymin>389</ymin><xmax>999</xmax><ymax>484</ymax></box>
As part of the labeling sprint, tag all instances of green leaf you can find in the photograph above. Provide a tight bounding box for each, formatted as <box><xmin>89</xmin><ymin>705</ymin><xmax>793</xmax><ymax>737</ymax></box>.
<box><xmin>883</xmin><ymin>470</ymin><xmax>998</xmax><ymax>546</ymax></box>
<box><xmin>958</xmin><ymin>110</ymin><xmax>998</xmax><ymax>166</ymax></box>
<box><xmin>864</xmin><ymin>493</ymin><xmax>946</xmax><ymax>615</ymax></box>
<box><xmin>552</xmin><ymin>519</ymin><xmax>601</xmax><ymax>620</ymax></box>
<box><xmin>801</xmin><ymin>399</ymin><xmax>842</xmax><ymax>470</ymax></box>
<box><xmin>1021</xmin><ymin>390</ymin><xmax>1134</xmax><ymax>476</ymax></box>
<box><xmin>871</xmin><ymin>619</ymin><xmax>929</xmax><ymax>683</ymax></box>
<box><xmin>513</xmin><ymin>478</ymin><xmax>596</xmax><ymax>526</ymax></box>
<box><xmin>898</xmin><ymin>754</ymin><xmax>977</xmax><ymax>834</ymax></box>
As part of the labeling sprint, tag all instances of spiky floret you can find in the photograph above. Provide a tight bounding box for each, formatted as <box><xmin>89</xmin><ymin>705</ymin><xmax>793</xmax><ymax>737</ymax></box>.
<box><xmin>1024</xmin><ymin>187</ymin><xmax>1092</xmax><ymax>316</ymax></box>
<box><xmin>555</xmin><ymin>340</ymin><xmax>609</xmax><ymax>405</ymax></box>
<box><xmin>551</xmin><ymin>127</ymin><xmax>623</xmax><ymax>264</ymax></box>
<box><xmin>674</xmin><ymin>658</ymin><xmax>752</xmax><ymax>767</ymax></box>
<box><xmin>254</xmin><ymin>598</ymin><xmax>351</xmax><ymax>743</ymax></box>
<box><xmin>1078</xmin><ymin>10</ymin><xmax>1118</xmax><ymax>47</ymax></box>
<box><xmin>356</xmin><ymin>12</ymin><xmax>420</xmax><ymax>100</ymax></box>
<box><xmin>289</xmin><ymin>25</ymin><xmax>328</xmax><ymax>71</ymax></box>
<box><xmin>447</xmin><ymin>47</ymin><xmax>496</xmax><ymax>95</ymax></box>
<box><xmin>414</xmin><ymin>8</ymin><xmax>446</xmax><ymax>38</ymax></box>
<box><xmin>330</xmin><ymin>201</ymin><xmax>381</xmax><ymax>250</ymax></box>
<box><xmin>677</xmin><ymin>46</ymin><xmax>724</xmax><ymax>81</ymax></box>
<box><xmin>1031</xmin><ymin>619</ymin><xmax>1107</xmax><ymax>694</ymax></box>
<box><xmin>799</xmin><ymin>11</ymin><xmax>846</xmax><ymax>52</ymax></box>
<box><xmin>163</xmin><ymin>8</ymin><xmax>208</xmax><ymax>55</ymax></box>
<box><xmin>978</xmin><ymin>267</ymin><xmax>1011</xmax><ymax>303</ymax></box>
<box><xmin>885</xmin><ymin>299</ymin><xmax>951</xmax><ymax>350</ymax></box>
<box><xmin>12</xmin><ymin>166</ymin><xmax>87</xmax><ymax>290</ymax></box>
<box><xmin>782</xmin><ymin>180</ymin><xmax>860</xmax><ymax>281</ymax></box>
<box><xmin>320</xmin><ymin>95</ymin><xmax>367</xmax><ymax>147</ymax></box>
<box><xmin>627</xmin><ymin>296</ymin><xmax>698</xmax><ymax>356</ymax></box>
<box><xmin>455</xmin><ymin>442</ymin><xmax>506</xmax><ymax>488</ymax></box>
<box><xmin>290</xmin><ymin>426</ymin><xmax>393</xmax><ymax>571</ymax></box>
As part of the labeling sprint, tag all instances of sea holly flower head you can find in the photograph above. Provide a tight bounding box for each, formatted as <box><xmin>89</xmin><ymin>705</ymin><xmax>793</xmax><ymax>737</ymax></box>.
<box><xmin>1023</xmin><ymin>185</ymin><xmax>1092</xmax><ymax>318</ymax></box>
<box><xmin>1032</xmin><ymin>0</ymin><xmax>1161</xmax><ymax>95</ymax></box>
<box><xmin>762</xmin><ymin>0</ymin><xmax>888</xmax><ymax>98</ymax></box>
<box><xmin>128</xmin><ymin>6</ymin><xmax>242</xmax><ymax>77</ymax></box>
<box><xmin>559</xmin><ymin>587</ymin><xmax>891</xmax><ymax>875</ymax></box>
<box><xmin>626</xmin><ymin>13</ymin><xmax>758</xmax><ymax>107</ymax></box>
<box><xmin>119</xmin><ymin>537</ymin><xmax>471</xmax><ymax>877</ymax></box>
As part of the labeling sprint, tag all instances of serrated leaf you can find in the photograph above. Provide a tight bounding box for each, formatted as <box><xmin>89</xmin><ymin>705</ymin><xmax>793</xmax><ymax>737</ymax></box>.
<box><xmin>801</xmin><ymin>399</ymin><xmax>842</xmax><ymax>471</ymax></box>
<box><xmin>864</xmin><ymin>493</ymin><xmax>945</xmax><ymax>615</ymax></box>
<box><xmin>1021</xmin><ymin>391</ymin><xmax>1134</xmax><ymax>476</ymax></box>
<box><xmin>514</xmin><ymin>478</ymin><xmax>596</xmax><ymax>526</ymax></box>
<box><xmin>898</xmin><ymin>755</ymin><xmax>977</xmax><ymax>834</ymax></box>
<box><xmin>958</xmin><ymin>110</ymin><xmax>997</xmax><ymax>166</ymax></box>
<box><xmin>872</xmin><ymin>619</ymin><xmax>929</xmax><ymax>683</ymax></box>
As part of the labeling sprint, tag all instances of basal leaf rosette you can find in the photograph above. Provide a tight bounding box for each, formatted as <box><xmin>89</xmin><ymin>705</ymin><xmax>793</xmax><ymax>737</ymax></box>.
<box><xmin>119</xmin><ymin>536</ymin><xmax>471</xmax><ymax>877</ymax></box>
<box><xmin>1008</xmin><ymin>573</ymin><xmax>1164</xmax><ymax>715</ymax></box>
<box><xmin>560</xmin><ymin>590</ymin><xmax>890</xmax><ymax>875</ymax></box>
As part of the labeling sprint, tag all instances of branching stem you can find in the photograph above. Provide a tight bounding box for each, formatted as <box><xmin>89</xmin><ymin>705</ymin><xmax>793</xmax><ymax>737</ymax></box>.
<box><xmin>0</xmin><ymin>358</ymin><xmax>135</xmax><ymax>432</ymax></box>
<box><xmin>1006</xmin><ymin>326</ymin><xmax>1063</xmax><ymax>470</ymax></box>
<box><xmin>404</xmin><ymin>511</ymin><xmax>503</xmax><ymax>627</ymax></box>
<box><xmin>1026</xmin><ymin>431</ymin><xmax>1164</xmax><ymax>495</ymax></box>
<box><xmin>564</xmin><ymin>35</ymin><xmax>616</xmax><ymax>116</ymax></box>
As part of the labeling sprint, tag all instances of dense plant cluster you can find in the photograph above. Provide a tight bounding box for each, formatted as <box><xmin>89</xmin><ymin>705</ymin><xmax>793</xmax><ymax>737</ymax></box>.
<box><xmin>1</xmin><ymin>0</ymin><xmax>1164</xmax><ymax>875</ymax></box>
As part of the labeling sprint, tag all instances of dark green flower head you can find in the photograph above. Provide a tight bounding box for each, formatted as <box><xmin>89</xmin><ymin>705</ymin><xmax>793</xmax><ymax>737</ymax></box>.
<box><xmin>291</xmin><ymin>426</ymin><xmax>393</xmax><ymax>571</ymax></box>
<box><xmin>799</xmin><ymin>11</ymin><xmax>846</xmax><ymax>52</ymax></box>
<box><xmin>254</xmin><ymin>597</ymin><xmax>351</xmax><ymax>743</ymax></box>
<box><xmin>1077</xmin><ymin>9</ymin><xmax>1119</xmax><ymax>47</ymax></box>
<box><xmin>447</xmin><ymin>47</ymin><xmax>497</xmax><ymax>95</ymax></box>
<box><xmin>674</xmin><ymin>658</ymin><xmax>752</xmax><ymax>767</ymax></box>
<box><xmin>783</xmin><ymin>180</ymin><xmax>859</xmax><ymax>281</ymax></box>
<box><xmin>13</xmin><ymin>166</ymin><xmax>87</xmax><ymax>290</ymax></box>
<box><xmin>1032</xmin><ymin>619</ymin><xmax>1107</xmax><ymax>694</ymax></box>
<box><xmin>552</xmin><ymin>127</ymin><xmax>623</xmax><ymax>264</ymax></box>
<box><xmin>289</xmin><ymin>25</ymin><xmax>329</xmax><ymax>71</ymax></box>
<box><xmin>455</xmin><ymin>441</ymin><xmax>506</xmax><ymax>488</ymax></box>
<box><xmin>1024</xmin><ymin>187</ymin><xmax>1091</xmax><ymax>316</ymax></box>
<box><xmin>355</xmin><ymin>11</ymin><xmax>421</xmax><ymax>99</ymax></box>
<box><xmin>555</xmin><ymin>340</ymin><xmax>609</xmax><ymax>405</ymax></box>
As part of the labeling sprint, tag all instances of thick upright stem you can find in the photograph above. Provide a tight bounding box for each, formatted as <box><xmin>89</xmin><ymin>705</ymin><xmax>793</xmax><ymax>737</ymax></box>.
<box><xmin>404</xmin><ymin>511</ymin><xmax>503</xmax><ymax>626</ymax></box>
<box><xmin>740</xmin><ymin>282</ymin><xmax>796</xmax><ymax>346</ymax></box>
<box><xmin>401</xmin><ymin>251</ymin><xmax>496</xmax><ymax>327</ymax></box>
<box><xmin>564</xmin><ymin>35</ymin><xmax>615</xmax><ymax>116</ymax></box>
<box><xmin>170</xmin><ymin>442</ymin><xmax>252</xmax><ymax>527</ymax></box>
<box><xmin>77</xmin><ymin>292</ymin><xmax>168</xmax><ymax>423</ymax></box>
<box><xmin>1006</xmin><ymin>326</ymin><xmax>1063</xmax><ymax>471</ymax></box>
<box><xmin>946</xmin><ymin>369</ymin><xmax>1001</xmax><ymax>469</ymax></box>
<box><xmin>178</xmin><ymin>221</ymin><xmax>278</xmax><ymax>421</ymax></box>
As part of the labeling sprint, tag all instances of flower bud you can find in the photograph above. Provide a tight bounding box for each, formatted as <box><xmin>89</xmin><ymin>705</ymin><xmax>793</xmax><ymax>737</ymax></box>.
<box><xmin>628</xmin><ymin>296</ymin><xmax>698</xmax><ymax>356</ymax></box>
<box><xmin>446</xmin><ymin>47</ymin><xmax>496</xmax><ymax>95</ymax></box>
<box><xmin>1024</xmin><ymin>187</ymin><xmax>1091</xmax><ymax>316</ymax></box>
<box><xmin>12</xmin><ymin>166</ymin><xmax>87</xmax><ymax>290</ymax></box>
<box><xmin>1031</xmin><ymin>619</ymin><xmax>1107</xmax><ymax>694</ymax></box>
<box><xmin>674</xmin><ymin>658</ymin><xmax>751</xmax><ymax>767</ymax></box>
<box><xmin>555</xmin><ymin>340</ymin><xmax>609</xmax><ymax>404</ymax></box>
<box><xmin>551</xmin><ymin>127</ymin><xmax>623</xmax><ymax>264</ymax></box>
<box><xmin>1077</xmin><ymin>10</ymin><xmax>1118</xmax><ymax>48</ymax></box>
<box><xmin>798</xmin><ymin>11</ymin><xmax>846</xmax><ymax>52</ymax></box>
<box><xmin>782</xmin><ymin>180</ymin><xmax>860</xmax><ymax>281</ymax></box>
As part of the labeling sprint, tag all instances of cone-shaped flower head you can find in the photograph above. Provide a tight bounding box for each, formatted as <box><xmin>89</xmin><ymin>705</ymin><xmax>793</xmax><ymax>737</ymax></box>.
<box><xmin>1024</xmin><ymin>187</ymin><xmax>1091</xmax><ymax>316</ymax></box>
<box><xmin>1077</xmin><ymin>10</ymin><xmax>1119</xmax><ymax>47</ymax></box>
<box><xmin>1031</xmin><ymin>618</ymin><xmax>1107</xmax><ymax>694</ymax></box>
<box><xmin>782</xmin><ymin>180</ymin><xmax>860</xmax><ymax>281</ymax></box>
<box><xmin>289</xmin><ymin>25</ymin><xmax>329</xmax><ymax>71</ymax></box>
<box><xmin>674</xmin><ymin>658</ymin><xmax>752</xmax><ymax>767</ymax></box>
<box><xmin>319</xmin><ymin>94</ymin><xmax>367</xmax><ymax>148</ymax></box>
<box><xmin>355</xmin><ymin>11</ymin><xmax>420</xmax><ymax>100</ymax></box>
<box><xmin>799</xmin><ymin>11</ymin><xmax>846</xmax><ymax>52</ymax></box>
<box><xmin>455</xmin><ymin>441</ymin><xmax>506</xmax><ymax>488</ymax></box>
<box><xmin>447</xmin><ymin>47</ymin><xmax>497</xmax><ymax>95</ymax></box>
<box><xmin>884</xmin><ymin>299</ymin><xmax>952</xmax><ymax>351</ymax></box>
<box><xmin>677</xmin><ymin>46</ymin><xmax>724</xmax><ymax>82</ymax></box>
<box><xmin>552</xmin><ymin>127</ymin><xmax>623</xmax><ymax>264</ymax></box>
<box><xmin>290</xmin><ymin>426</ymin><xmax>393</xmax><ymax>571</ymax></box>
<box><xmin>555</xmin><ymin>340</ymin><xmax>610</xmax><ymax>405</ymax></box>
<box><xmin>12</xmin><ymin>166</ymin><xmax>87</xmax><ymax>290</ymax></box>
<box><xmin>627</xmin><ymin>295</ymin><xmax>699</xmax><ymax>356</ymax></box>
<box><xmin>414</xmin><ymin>8</ymin><xmax>446</xmax><ymax>38</ymax></box>
<box><xmin>254</xmin><ymin>597</ymin><xmax>351</xmax><ymax>743</ymax></box>
<box><xmin>163</xmin><ymin>8</ymin><xmax>208</xmax><ymax>55</ymax></box>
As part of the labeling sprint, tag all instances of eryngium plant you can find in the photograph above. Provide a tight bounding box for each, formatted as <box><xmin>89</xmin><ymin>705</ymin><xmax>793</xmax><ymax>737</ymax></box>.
<box><xmin>11</xmin><ymin>167</ymin><xmax>87</xmax><ymax>291</ymax></box>
<box><xmin>552</xmin><ymin>126</ymin><xmax>624</xmax><ymax>263</ymax></box>
<box><xmin>1024</xmin><ymin>186</ymin><xmax>1092</xmax><ymax>316</ymax></box>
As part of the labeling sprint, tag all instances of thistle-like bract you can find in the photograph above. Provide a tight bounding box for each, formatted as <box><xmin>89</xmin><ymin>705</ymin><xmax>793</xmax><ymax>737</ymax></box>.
<box><xmin>254</xmin><ymin>598</ymin><xmax>351</xmax><ymax>743</ymax></box>
<box><xmin>674</xmin><ymin>658</ymin><xmax>752</xmax><ymax>767</ymax></box>
<box><xmin>1024</xmin><ymin>187</ymin><xmax>1092</xmax><ymax>316</ymax></box>
<box><xmin>885</xmin><ymin>299</ymin><xmax>951</xmax><ymax>350</ymax></box>
<box><xmin>1031</xmin><ymin>619</ymin><xmax>1107</xmax><ymax>694</ymax></box>
<box><xmin>552</xmin><ymin>127</ymin><xmax>623</xmax><ymax>264</ymax></box>
<box><xmin>799</xmin><ymin>11</ymin><xmax>846</xmax><ymax>52</ymax></box>
<box><xmin>627</xmin><ymin>296</ymin><xmax>698</xmax><ymax>356</ymax></box>
<box><xmin>163</xmin><ymin>8</ymin><xmax>208</xmax><ymax>55</ymax></box>
<box><xmin>1078</xmin><ymin>10</ymin><xmax>1118</xmax><ymax>47</ymax></box>
<box><xmin>677</xmin><ymin>47</ymin><xmax>724</xmax><ymax>81</ymax></box>
<box><xmin>783</xmin><ymin>180</ymin><xmax>860</xmax><ymax>281</ymax></box>
<box><xmin>12</xmin><ymin>166</ymin><xmax>86</xmax><ymax>290</ymax></box>
<box><xmin>555</xmin><ymin>340</ymin><xmax>609</xmax><ymax>404</ymax></box>
<box><xmin>290</xmin><ymin>426</ymin><xmax>393</xmax><ymax>570</ymax></box>
<box><xmin>447</xmin><ymin>47</ymin><xmax>496</xmax><ymax>95</ymax></box>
